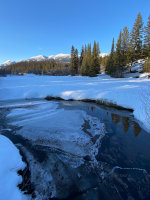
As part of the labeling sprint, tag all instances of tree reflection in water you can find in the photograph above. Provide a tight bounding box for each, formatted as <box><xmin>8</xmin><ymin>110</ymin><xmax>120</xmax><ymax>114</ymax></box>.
<box><xmin>132</xmin><ymin>121</ymin><xmax>141</xmax><ymax>136</ymax></box>
<box><xmin>122</xmin><ymin>117</ymin><xmax>130</xmax><ymax>133</ymax></box>
<box><xmin>111</xmin><ymin>113</ymin><xmax>120</xmax><ymax>125</ymax></box>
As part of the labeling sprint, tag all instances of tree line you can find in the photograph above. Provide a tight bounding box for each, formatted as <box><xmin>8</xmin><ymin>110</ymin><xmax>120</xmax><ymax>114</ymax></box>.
<box><xmin>70</xmin><ymin>41</ymin><xmax>100</xmax><ymax>76</ymax></box>
<box><xmin>0</xmin><ymin>60</ymin><xmax>70</xmax><ymax>76</ymax></box>
<box><xmin>106</xmin><ymin>13</ymin><xmax>150</xmax><ymax>76</ymax></box>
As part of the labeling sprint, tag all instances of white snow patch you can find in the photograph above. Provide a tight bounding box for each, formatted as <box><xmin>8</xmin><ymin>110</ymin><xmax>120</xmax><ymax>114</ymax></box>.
<box><xmin>27</xmin><ymin>55</ymin><xmax>47</xmax><ymax>62</ymax></box>
<box><xmin>0</xmin><ymin>135</ymin><xmax>29</xmax><ymax>200</ymax></box>
<box><xmin>0</xmin><ymin>60</ymin><xmax>16</xmax><ymax>68</ymax></box>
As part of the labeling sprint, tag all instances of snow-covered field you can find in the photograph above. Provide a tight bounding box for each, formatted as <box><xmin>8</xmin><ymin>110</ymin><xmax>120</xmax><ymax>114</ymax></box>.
<box><xmin>0</xmin><ymin>74</ymin><xmax>150</xmax><ymax>132</ymax></box>
<box><xmin>0</xmin><ymin>135</ymin><xmax>28</xmax><ymax>200</ymax></box>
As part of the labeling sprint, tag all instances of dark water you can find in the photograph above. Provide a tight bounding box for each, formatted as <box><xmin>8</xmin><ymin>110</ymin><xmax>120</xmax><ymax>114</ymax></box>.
<box><xmin>0</xmin><ymin>100</ymin><xmax>150</xmax><ymax>200</ymax></box>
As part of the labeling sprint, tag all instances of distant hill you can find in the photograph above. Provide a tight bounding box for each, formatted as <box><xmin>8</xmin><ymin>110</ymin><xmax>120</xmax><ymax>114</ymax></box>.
<box><xmin>0</xmin><ymin>53</ymin><xmax>109</xmax><ymax>68</ymax></box>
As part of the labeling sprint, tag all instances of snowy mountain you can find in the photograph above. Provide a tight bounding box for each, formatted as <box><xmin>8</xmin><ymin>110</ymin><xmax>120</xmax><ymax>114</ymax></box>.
<box><xmin>0</xmin><ymin>60</ymin><xmax>16</xmax><ymax>68</ymax></box>
<box><xmin>48</xmin><ymin>53</ymin><xmax>109</xmax><ymax>63</ymax></box>
<box><xmin>48</xmin><ymin>53</ymin><xmax>71</xmax><ymax>64</ymax></box>
<box><xmin>0</xmin><ymin>53</ymin><xmax>109</xmax><ymax>68</ymax></box>
<box><xmin>27</xmin><ymin>55</ymin><xmax>48</xmax><ymax>62</ymax></box>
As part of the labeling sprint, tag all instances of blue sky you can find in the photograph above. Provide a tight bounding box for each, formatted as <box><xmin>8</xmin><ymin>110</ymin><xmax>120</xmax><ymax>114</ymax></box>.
<box><xmin>0</xmin><ymin>0</ymin><xmax>150</xmax><ymax>63</ymax></box>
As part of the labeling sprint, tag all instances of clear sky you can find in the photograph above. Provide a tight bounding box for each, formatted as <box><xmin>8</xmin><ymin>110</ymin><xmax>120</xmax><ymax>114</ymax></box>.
<box><xmin>0</xmin><ymin>0</ymin><xmax>150</xmax><ymax>64</ymax></box>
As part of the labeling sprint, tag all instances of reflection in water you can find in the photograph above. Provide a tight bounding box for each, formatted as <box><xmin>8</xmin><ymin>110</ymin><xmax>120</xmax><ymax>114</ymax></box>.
<box><xmin>133</xmin><ymin>121</ymin><xmax>141</xmax><ymax>136</ymax></box>
<box><xmin>122</xmin><ymin>117</ymin><xmax>130</xmax><ymax>133</ymax></box>
<box><xmin>91</xmin><ymin>106</ymin><xmax>95</xmax><ymax>112</ymax></box>
<box><xmin>112</xmin><ymin>114</ymin><xmax>141</xmax><ymax>137</ymax></box>
<box><xmin>111</xmin><ymin>113</ymin><xmax>120</xmax><ymax>125</ymax></box>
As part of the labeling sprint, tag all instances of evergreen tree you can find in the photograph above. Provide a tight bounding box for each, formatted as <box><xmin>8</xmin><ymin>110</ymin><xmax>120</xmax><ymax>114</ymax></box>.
<box><xmin>144</xmin><ymin>57</ymin><xmax>150</xmax><ymax>72</ymax></box>
<box><xmin>90</xmin><ymin>41</ymin><xmax>100</xmax><ymax>76</ymax></box>
<box><xmin>114</xmin><ymin>31</ymin><xmax>124</xmax><ymax>76</ymax></box>
<box><xmin>74</xmin><ymin>49</ymin><xmax>79</xmax><ymax>74</ymax></box>
<box><xmin>143</xmin><ymin>15</ymin><xmax>150</xmax><ymax>57</ymax></box>
<box><xmin>130</xmin><ymin>12</ymin><xmax>143</xmax><ymax>60</ymax></box>
<box><xmin>70</xmin><ymin>45</ymin><xmax>75</xmax><ymax>75</ymax></box>
<box><xmin>84</xmin><ymin>44</ymin><xmax>87</xmax><ymax>54</ymax></box>
<box><xmin>106</xmin><ymin>38</ymin><xmax>115</xmax><ymax>75</ymax></box>
<box><xmin>70</xmin><ymin>45</ymin><xmax>79</xmax><ymax>75</ymax></box>
<box><xmin>81</xmin><ymin>43</ymin><xmax>92</xmax><ymax>76</ymax></box>
<box><xmin>127</xmin><ymin>37</ymin><xmax>135</xmax><ymax>67</ymax></box>
<box><xmin>86</xmin><ymin>43</ymin><xmax>92</xmax><ymax>75</ymax></box>
<box><xmin>96</xmin><ymin>42</ymin><xmax>100</xmax><ymax>73</ymax></box>
<box><xmin>81</xmin><ymin>52</ymin><xmax>88</xmax><ymax>76</ymax></box>
<box><xmin>80</xmin><ymin>45</ymin><xmax>85</xmax><ymax>67</ymax></box>
<box><xmin>122</xmin><ymin>27</ymin><xmax>130</xmax><ymax>65</ymax></box>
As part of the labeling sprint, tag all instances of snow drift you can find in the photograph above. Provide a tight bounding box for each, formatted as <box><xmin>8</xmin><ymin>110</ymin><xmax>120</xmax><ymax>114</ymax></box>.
<box><xmin>0</xmin><ymin>135</ymin><xmax>28</xmax><ymax>200</ymax></box>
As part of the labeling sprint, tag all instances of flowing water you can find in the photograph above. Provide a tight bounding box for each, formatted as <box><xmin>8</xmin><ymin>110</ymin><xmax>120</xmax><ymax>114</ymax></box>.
<box><xmin>0</xmin><ymin>99</ymin><xmax>150</xmax><ymax>200</ymax></box>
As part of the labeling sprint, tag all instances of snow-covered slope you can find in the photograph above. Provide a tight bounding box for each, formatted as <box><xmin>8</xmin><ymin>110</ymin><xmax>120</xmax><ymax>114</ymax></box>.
<box><xmin>124</xmin><ymin>59</ymin><xmax>146</xmax><ymax>78</ymax></box>
<box><xmin>0</xmin><ymin>74</ymin><xmax>150</xmax><ymax>132</ymax></box>
<box><xmin>0</xmin><ymin>135</ymin><xmax>28</xmax><ymax>200</ymax></box>
<box><xmin>48</xmin><ymin>53</ymin><xmax>71</xmax><ymax>64</ymax></box>
<box><xmin>130</xmin><ymin>59</ymin><xmax>145</xmax><ymax>72</ymax></box>
<box><xmin>0</xmin><ymin>60</ymin><xmax>16</xmax><ymax>68</ymax></box>
<box><xmin>27</xmin><ymin>55</ymin><xmax>48</xmax><ymax>62</ymax></box>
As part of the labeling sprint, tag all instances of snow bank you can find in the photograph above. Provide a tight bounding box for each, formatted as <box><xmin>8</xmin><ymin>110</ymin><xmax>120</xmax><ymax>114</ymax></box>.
<box><xmin>123</xmin><ymin>59</ymin><xmax>145</xmax><ymax>78</ymax></box>
<box><xmin>0</xmin><ymin>135</ymin><xmax>28</xmax><ymax>200</ymax></box>
<box><xmin>0</xmin><ymin>74</ymin><xmax>150</xmax><ymax>132</ymax></box>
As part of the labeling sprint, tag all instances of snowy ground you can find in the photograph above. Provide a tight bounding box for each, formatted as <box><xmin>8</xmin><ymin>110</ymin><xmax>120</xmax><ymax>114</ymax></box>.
<box><xmin>0</xmin><ymin>74</ymin><xmax>150</xmax><ymax>132</ymax></box>
<box><xmin>0</xmin><ymin>135</ymin><xmax>28</xmax><ymax>200</ymax></box>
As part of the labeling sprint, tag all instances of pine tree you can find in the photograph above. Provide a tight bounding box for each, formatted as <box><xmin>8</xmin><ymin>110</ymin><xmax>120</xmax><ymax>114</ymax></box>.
<box><xmin>86</xmin><ymin>44</ymin><xmax>92</xmax><ymax>75</ymax></box>
<box><xmin>130</xmin><ymin>12</ymin><xmax>143</xmax><ymax>60</ymax></box>
<box><xmin>114</xmin><ymin>31</ymin><xmax>124</xmax><ymax>76</ymax></box>
<box><xmin>106</xmin><ymin>38</ymin><xmax>115</xmax><ymax>75</ymax></box>
<box><xmin>80</xmin><ymin>45</ymin><xmax>85</xmax><ymax>67</ymax></box>
<box><xmin>74</xmin><ymin>49</ymin><xmax>79</xmax><ymax>74</ymax></box>
<box><xmin>122</xmin><ymin>27</ymin><xmax>130</xmax><ymax>65</ymax></box>
<box><xmin>144</xmin><ymin>57</ymin><xmax>150</xmax><ymax>72</ymax></box>
<box><xmin>81</xmin><ymin>52</ymin><xmax>88</xmax><ymax>76</ymax></box>
<box><xmin>90</xmin><ymin>41</ymin><xmax>100</xmax><ymax>76</ymax></box>
<box><xmin>143</xmin><ymin>15</ymin><xmax>150</xmax><ymax>57</ymax></box>
<box><xmin>96</xmin><ymin>42</ymin><xmax>100</xmax><ymax>73</ymax></box>
<box><xmin>81</xmin><ymin>44</ymin><xmax>88</xmax><ymax>76</ymax></box>
<box><xmin>70</xmin><ymin>45</ymin><xmax>79</xmax><ymax>75</ymax></box>
<box><xmin>70</xmin><ymin>45</ymin><xmax>75</xmax><ymax>75</ymax></box>
<box><xmin>81</xmin><ymin>43</ymin><xmax>92</xmax><ymax>76</ymax></box>
<box><xmin>84</xmin><ymin>44</ymin><xmax>87</xmax><ymax>55</ymax></box>
<box><xmin>127</xmin><ymin>37</ymin><xmax>135</xmax><ymax>68</ymax></box>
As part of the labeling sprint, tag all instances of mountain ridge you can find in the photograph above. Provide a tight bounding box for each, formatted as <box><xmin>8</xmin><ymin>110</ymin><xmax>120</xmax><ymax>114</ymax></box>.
<box><xmin>0</xmin><ymin>53</ymin><xmax>109</xmax><ymax>67</ymax></box>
